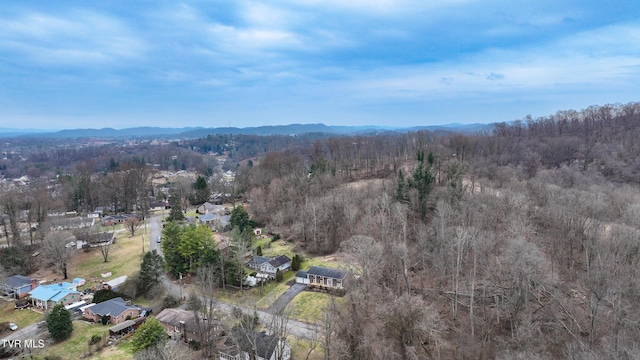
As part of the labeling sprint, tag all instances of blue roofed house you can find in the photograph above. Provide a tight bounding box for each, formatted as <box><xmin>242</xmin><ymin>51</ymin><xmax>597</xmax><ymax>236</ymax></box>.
<box><xmin>29</xmin><ymin>282</ymin><xmax>81</xmax><ymax>310</ymax></box>
<box><xmin>3</xmin><ymin>275</ymin><xmax>39</xmax><ymax>299</ymax></box>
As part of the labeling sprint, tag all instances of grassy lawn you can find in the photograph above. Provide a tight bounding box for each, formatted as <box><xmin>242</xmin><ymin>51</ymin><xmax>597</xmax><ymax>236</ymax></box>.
<box><xmin>288</xmin><ymin>292</ymin><xmax>334</xmax><ymax>323</ymax></box>
<box><xmin>215</xmin><ymin>271</ymin><xmax>295</xmax><ymax>310</ymax></box>
<box><xmin>0</xmin><ymin>301</ymin><xmax>44</xmax><ymax>328</ymax></box>
<box><xmin>42</xmin><ymin>321</ymin><xmax>127</xmax><ymax>360</ymax></box>
<box><xmin>71</xmin><ymin>228</ymin><xmax>148</xmax><ymax>289</ymax></box>
<box><xmin>259</xmin><ymin>240</ymin><xmax>296</xmax><ymax>258</ymax></box>
<box><xmin>289</xmin><ymin>335</ymin><xmax>324</xmax><ymax>360</ymax></box>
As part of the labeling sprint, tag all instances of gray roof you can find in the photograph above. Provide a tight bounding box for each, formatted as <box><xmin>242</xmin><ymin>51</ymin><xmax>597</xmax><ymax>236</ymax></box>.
<box><xmin>109</xmin><ymin>319</ymin><xmax>136</xmax><ymax>333</ymax></box>
<box><xmin>226</xmin><ymin>328</ymin><xmax>283</xmax><ymax>360</ymax></box>
<box><xmin>247</xmin><ymin>256</ymin><xmax>270</xmax><ymax>268</ymax></box>
<box><xmin>156</xmin><ymin>308</ymin><xmax>219</xmax><ymax>334</ymax></box>
<box><xmin>268</xmin><ymin>255</ymin><xmax>291</xmax><ymax>268</ymax></box>
<box><xmin>5</xmin><ymin>275</ymin><xmax>33</xmax><ymax>289</ymax></box>
<box><xmin>306</xmin><ymin>266</ymin><xmax>347</xmax><ymax>280</ymax></box>
<box><xmin>90</xmin><ymin>297</ymin><xmax>139</xmax><ymax>318</ymax></box>
<box><xmin>76</xmin><ymin>232</ymin><xmax>114</xmax><ymax>244</ymax></box>
<box><xmin>295</xmin><ymin>271</ymin><xmax>308</xmax><ymax>278</ymax></box>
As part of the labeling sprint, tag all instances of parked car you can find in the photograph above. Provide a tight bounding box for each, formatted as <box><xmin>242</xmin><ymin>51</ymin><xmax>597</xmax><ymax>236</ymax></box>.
<box><xmin>157</xmin><ymin>236</ymin><xmax>161</xmax><ymax>243</ymax></box>
<box><xmin>8</xmin><ymin>323</ymin><xmax>18</xmax><ymax>331</ymax></box>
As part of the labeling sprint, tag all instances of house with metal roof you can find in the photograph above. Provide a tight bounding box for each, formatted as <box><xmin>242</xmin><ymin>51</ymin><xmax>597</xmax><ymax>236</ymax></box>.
<box><xmin>84</xmin><ymin>297</ymin><xmax>141</xmax><ymax>325</ymax></box>
<box><xmin>295</xmin><ymin>266</ymin><xmax>349</xmax><ymax>289</ymax></box>
<box><xmin>28</xmin><ymin>282</ymin><xmax>81</xmax><ymax>310</ymax></box>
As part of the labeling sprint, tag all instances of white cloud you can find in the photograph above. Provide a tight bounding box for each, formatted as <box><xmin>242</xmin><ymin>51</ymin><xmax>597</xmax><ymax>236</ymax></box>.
<box><xmin>340</xmin><ymin>22</ymin><xmax>640</xmax><ymax>103</ymax></box>
<box><xmin>0</xmin><ymin>10</ymin><xmax>146</xmax><ymax>66</ymax></box>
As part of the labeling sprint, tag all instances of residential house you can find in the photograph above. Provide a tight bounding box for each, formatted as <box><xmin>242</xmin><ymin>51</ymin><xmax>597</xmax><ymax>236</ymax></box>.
<box><xmin>149</xmin><ymin>201</ymin><xmax>170</xmax><ymax>211</ymax></box>
<box><xmin>247</xmin><ymin>256</ymin><xmax>271</xmax><ymax>270</ymax></box>
<box><xmin>84</xmin><ymin>297</ymin><xmax>141</xmax><ymax>325</ymax></box>
<box><xmin>200</xmin><ymin>212</ymin><xmax>216</xmax><ymax>225</ymax></box>
<box><xmin>259</xmin><ymin>255</ymin><xmax>291</xmax><ymax>278</ymax></box>
<box><xmin>75</xmin><ymin>232</ymin><xmax>114</xmax><ymax>249</ymax></box>
<box><xmin>295</xmin><ymin>266</ymin><xmax>348</xmax><ymax>289</ymax></box>
<box><xmin>101</xmin><ymin>214</ymin><xmax>137</xmax><ymax>226</ymax></box>
<box><xmin>2</xmin><ymin>275</ymin><xmax>39</xmax><ymax>299</ymax></box>
<box><xmin>102</xmin><ymin>276</ymin><xmax>128</xmax><ymax>291</ymax></box>
<box><xmin>197</xmin><ymin>202</ymin><xmax>227</xmax><ymax>215</ymax></box>
<box><xmin>48</xmin><ymin>216</ymin><xmax>94</xmax><ymax>231</ymax></box>
<box><xmin>199</xmin><ymin>212</ymin><xmax>231</xmax><ymax>231</ymax></box>
<box><xmin>219</xmin><ymin>329</ymin><xmax>291</xmax><ymax>360</ymax></box>
<box><xmin>29</xmin><ymin>282</ymin><xmax>81</xmax><ymax>310</ymax></box>
<box><xmin>156</xmin><ymin>308</ymin><xmax>222</xmax><ymax>343</ymax></box>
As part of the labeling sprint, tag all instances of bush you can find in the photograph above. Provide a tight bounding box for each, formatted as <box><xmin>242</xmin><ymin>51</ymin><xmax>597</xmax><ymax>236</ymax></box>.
<box><xmin>101</xmin><ymin>314</ymin><xmax>110</xmax><ymax>325</ymax></box>
<box><xmin>88</xmin><ymin>334</ymin><xmax>102</xmax><ymax>345</ymax></box>
<box><xmin>162</xmin><ymin>294</ymin><xmax>179</xmax><ymax>309</ymax></box>
<box><xmin>188</xmin><ymin>340</ymin><xmax>201</xmax><ymax>350</ymax></box>
<box><xmin>93</xmin><ymin>289</ymin><xmax>126</xmax><ymax>304</ymax></box>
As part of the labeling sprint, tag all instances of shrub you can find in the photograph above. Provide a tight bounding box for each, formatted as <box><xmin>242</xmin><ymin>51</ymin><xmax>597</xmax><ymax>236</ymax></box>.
<box><xmin>88</xmin><ymin>334</ymin><xmax>102</xmax><ymax>345</ymax></box>
<box><xmin>188</xmin><ymin>340</ymin><xmax>201</xmax><ymax>350</ymax></box>
<box><xmin>162</xmin><ymin>294</ymin><xmax>179</xmax><ymax>309</ymax></box>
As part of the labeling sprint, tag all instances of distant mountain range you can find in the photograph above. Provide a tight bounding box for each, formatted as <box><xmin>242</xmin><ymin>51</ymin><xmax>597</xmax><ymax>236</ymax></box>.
<box><xmin>0</xmin><ymin>123</ymin><xmax>493</xmax><ymax>139</ymax></box>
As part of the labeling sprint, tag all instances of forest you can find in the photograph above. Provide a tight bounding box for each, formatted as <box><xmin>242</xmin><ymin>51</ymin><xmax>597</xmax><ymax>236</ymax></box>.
<box><xmin>1</xmin><ymin>101</ymin><xmax>640</xmax><ymax>359</ymax></box>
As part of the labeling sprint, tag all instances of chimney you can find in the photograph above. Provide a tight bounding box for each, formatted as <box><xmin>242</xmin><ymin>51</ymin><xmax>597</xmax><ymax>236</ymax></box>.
<box><xmin>31</xmin><ymin>278</ymin><xmax>37</xmax><ymax>290</ymax></box>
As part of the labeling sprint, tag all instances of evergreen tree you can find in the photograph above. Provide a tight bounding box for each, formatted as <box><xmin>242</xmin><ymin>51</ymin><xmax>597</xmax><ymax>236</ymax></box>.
<box><xmin>408</xmin><ymin>150</ymin><xmax>435</xmax><ymax>220</ymax></box>
<box><xmin>130</xmin><ymin>317</ymin><xmax>167</xmax><ymax>353</ymax></box>
<box><xmin>47</xmin><ymin>304</ymin><xmax>73</xmax><ymax>341</ymax></box>
<box><xmin>166</xmin><ymin>194</ymin><xmax>185</xmax><ymax>222</ymax></box>
<box><xmin>138</xmin><ymin>250</ymin><xmax>164</xmax><ymax>295</ymax></box>
<box><xmin>256</xmin><ymin>245</ymin><xmax>263</xmax><ymax>256</ymax></box>
<box><xmin>291</xmin><ymin>254</ymin><xmax>302</xmax><ymax>271</ymax></box>
<box><xmin>275</xmin><ymin>268</ymin><xmax>284</xmax><ymax>282</ymax></box>
<box><xmin>178</xmin><ymin>224</ymin><xmax>214</xmax><ymax>272</ymax></box>
<box><xmin>190</xmin><ymin>176</ymin><xmax>210</xmax><ymax>205</ymax></box>
<box><xmin>161</xmin><ymin>221</ymin><xmax>187</xmax><ymax>278</ymax></box>
<box><xmin>230</xmin><ymin>205</ymin><xmax>252</xmax><ymax>232</ymax></box>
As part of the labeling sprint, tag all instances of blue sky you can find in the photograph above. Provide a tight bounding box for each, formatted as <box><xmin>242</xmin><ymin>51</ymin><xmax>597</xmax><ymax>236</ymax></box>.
<box><xmin>1</xmin><ymin>1</ymin><xmax>640</xmax><ymax>130</ymax></box>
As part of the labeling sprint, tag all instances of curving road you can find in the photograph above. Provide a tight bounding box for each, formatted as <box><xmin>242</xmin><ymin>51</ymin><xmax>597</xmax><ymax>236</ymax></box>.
<box><xmin>148</xmin><ymin>214</ymin><xmax>319</xmax><ymax>340</ymax></box>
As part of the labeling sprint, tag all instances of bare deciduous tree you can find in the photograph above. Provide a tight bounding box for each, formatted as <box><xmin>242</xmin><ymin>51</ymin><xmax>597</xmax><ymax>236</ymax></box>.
<box><xmin>43</xmin><ymin>230</ymin><xmax>73</xmax><ymax>279</ymax></box>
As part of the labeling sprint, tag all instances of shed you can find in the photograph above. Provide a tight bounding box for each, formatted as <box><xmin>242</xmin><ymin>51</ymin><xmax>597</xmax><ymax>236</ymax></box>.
<box><xmin>109</xmin><ymin>319</ymin><xmax>136</xmax><ymax>336</ymax></box>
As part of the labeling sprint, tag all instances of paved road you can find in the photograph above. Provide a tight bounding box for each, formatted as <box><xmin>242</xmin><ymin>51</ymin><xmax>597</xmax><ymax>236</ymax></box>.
<box><xmin>267</xmin><ymin>283</ymin><xmax>306</xmax><ymax>314</ymax></box>
<box><xmin>0</xmin><ymin>322</ymin><xmax>41</xmax><ymax>342</ymax></box>
<box><xmin>149</xmin><ymin>215</ymin><xmax>318</xmax><ymax>339</ymax></box>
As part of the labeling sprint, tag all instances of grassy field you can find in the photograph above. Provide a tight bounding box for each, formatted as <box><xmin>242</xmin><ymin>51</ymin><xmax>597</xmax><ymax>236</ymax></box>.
<box><xmin>71</xmin><ymin>227</ymin><xmax>149</xmax><ymax>290</ymax></box>
<box><xmin>289</xmin><ymin>335</ymin><xmax>324</xmax><ymax>360</ymax></box>
<box><xmin>215</xmin><ymin>272</ymin><xmax>295</xmax><ymax>310</ymax></box>
<box><xmin>41</xmin><ymin>321</ymin><xmax>131</xmax><ymax>360</ymax></box>
<box><xmin>0</xmin><ymin>300</ymin><xmax>44</xmax><ymax>329</ymax></box>
<box><xmin>288</xmin><ymin>292</ymin><xmax>335</xmax><ymax>323</ymax></box>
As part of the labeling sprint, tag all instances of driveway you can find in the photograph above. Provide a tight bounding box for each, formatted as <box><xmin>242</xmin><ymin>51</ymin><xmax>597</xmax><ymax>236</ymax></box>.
<box><xmin>267</xmin><ymin>283</ymin><xmax>306</xmax><ymax>314</ymax></box>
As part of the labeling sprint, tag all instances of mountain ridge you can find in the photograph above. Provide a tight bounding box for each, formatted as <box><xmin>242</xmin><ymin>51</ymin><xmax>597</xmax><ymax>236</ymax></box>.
<box><xmin>0</xmin><ymin>123</ymin><xmax>493</xmax><ymax>139</ymax></box>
